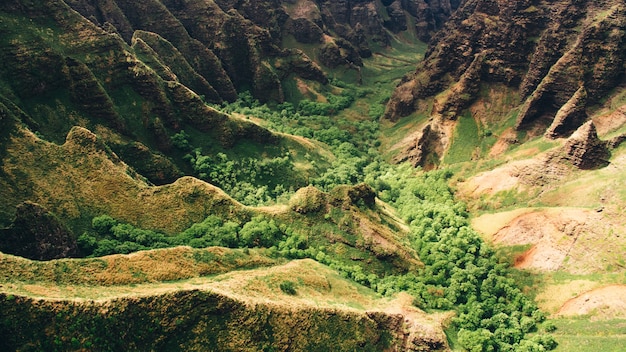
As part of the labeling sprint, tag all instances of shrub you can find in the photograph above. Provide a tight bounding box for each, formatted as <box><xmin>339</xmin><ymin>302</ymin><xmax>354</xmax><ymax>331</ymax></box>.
<box><xmin>279</xmin><ymin>281</ymin><xmax>297</xmax><ymax>295</ymax></box>
<box><xmin>239</xmin><ymin>216</ymin><xmax>284</xmax><ymax>248</ymax></box>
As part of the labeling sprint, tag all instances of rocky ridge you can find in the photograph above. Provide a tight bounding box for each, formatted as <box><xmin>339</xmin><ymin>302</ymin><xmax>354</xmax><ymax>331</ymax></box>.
<box><xmin>385</xmin><ymin>0</ymin><xmax>626</xmax><ymax>167</ymax></box>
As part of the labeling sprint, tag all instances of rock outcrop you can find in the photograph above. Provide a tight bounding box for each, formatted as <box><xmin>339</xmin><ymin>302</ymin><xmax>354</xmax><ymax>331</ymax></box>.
<box><xmin>560</xmin><ymin>121</ymin><xmax>610</xmax><ymax>169</ymax></box>
<box><xmin>544</xmin><ymin>86</ymin><xmax>588</xmax><ymax>139</ymax></box>
<box><xmin>385</xmin><ymin>0</ymin><xmax>626</xmax><ymax>167</ymax></box>
<box><xmin>0</xmin><ymin>202</ymin><xmax>78</xmax><ymax>260</ymax></box>
<box><xmin>400</xmin><ymin>0</ymin><xmax>461</xmax><ymax>42</ymax></box>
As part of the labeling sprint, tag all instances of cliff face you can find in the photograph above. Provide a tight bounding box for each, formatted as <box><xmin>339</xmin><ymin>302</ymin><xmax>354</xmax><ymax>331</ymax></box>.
<box><xmin>0</xmin><ymin>0</ymin><xmax>300</xmax><ymax>187</ymax></box>
<box><xmin>385</xmin><ymin>0</ymin><xmax>626</xmax><ymax>166</ymax></box>
<box><xmin>282</xmin><ymin>0</ymin><xmax>461</xmax><ymax>61</ymax></box>
<box><xmin>58</xmin><ymin>0</ymin><xmax>458</xmax><ymax>104</ymax></box>
<box><xmin>0</xmin><ymin>0</ymin><xmax>465</xmax><ymax>180</ymax></box>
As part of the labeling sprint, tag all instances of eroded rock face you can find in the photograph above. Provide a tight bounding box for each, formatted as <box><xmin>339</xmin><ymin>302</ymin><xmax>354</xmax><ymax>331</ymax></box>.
<box><xmin>561</xmin><ymin>121</ymin><xmax>610</xmax><ymax>169</ymax></box>
<box><xmin>385</xmin><ymin>0</ymin><xmax>625</xmax><ymax>167</ymax></box>
<box><xmin>402</xmin><ymin>0</ymin><xmax>460</xmax><ymax>42</ymax></box>
<box><xmin>544</xmin><ymin>86</ymin><xmax>588</xmax><ymax>139</ymax></box>
<box><xmin>0</xmin><ymin>202</ymin><xmax>78</xmax><ymax>260</ymax></box>
<box><xmin>387</xmin><ymin>0</ymin><xmax>625</xmax><ymax>120</ymax></box>
<box><xmin>289</xmin><ymin>17</ymin><xmax>324</xmax><ymax>44</ymax></box>
<box><xmin>385</xmin><ymin>0</ymin><xmax>546</xmax><ymax>122</ymax></box>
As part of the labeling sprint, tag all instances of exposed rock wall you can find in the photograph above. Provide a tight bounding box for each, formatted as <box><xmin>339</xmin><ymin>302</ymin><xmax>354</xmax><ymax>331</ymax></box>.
<box><xmin>560</xmin><ymin>121</ymin><xmax>610</xmax><ymax>169</ymax></box>
<box><xmin>0</xmin><ymin>202</ymin><xmax>78</xmax><ymax>260</ymax></box>
<box><xmin>385</xmin><ymin>0</ymin><xmax>626</xmax><ymax>166</ymax></box>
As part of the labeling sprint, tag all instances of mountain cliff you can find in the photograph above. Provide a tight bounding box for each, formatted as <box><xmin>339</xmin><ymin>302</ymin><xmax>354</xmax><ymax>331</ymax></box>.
<box><xmin>385</xmin><ymin>0</ymin><xmax>625</xmax><ymax>167</ymax></box>
<box><xmin>2</xmin><ymin>0</ymin><xmax>626</xmax><ymax>350</ymax></box>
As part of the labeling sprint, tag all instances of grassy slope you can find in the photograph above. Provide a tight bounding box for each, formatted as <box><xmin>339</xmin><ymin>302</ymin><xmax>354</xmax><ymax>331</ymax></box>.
<box><xmin>0</xmin><ymin>248</ymin><xmax>447</xmax><ymax>351</ymax></box>
<box><xmin>0</xmin><ymin>126</ymin><xmax>242</xmax><ymax>234</ymax></box>
<box><xmin>441</xmin><ymin>86</ymin><xmax>626</xmax><ymax>349</ymax></box>
<box><xmin>1</xmin><ymin>0</ymin><xmax>624</xmax><ymax>348</ymax></box>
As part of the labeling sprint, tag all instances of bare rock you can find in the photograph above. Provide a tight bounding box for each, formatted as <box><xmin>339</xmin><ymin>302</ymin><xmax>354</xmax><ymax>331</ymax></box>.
<box><xmin>544</xmin><ymin>86</ymin><xmax>588</xmax><ymax>139</ymax></box>
<box><xmin>607</xmin><ymin>134</ymin><xmax>626</xmax><ymax>149</ymax></box>
<box><xmin>289</xmin><ymin>18</ymin><xmax>324</xmax><ymax>44</ymax></box>
<box><xmin>319</xmin><ymin>38</ymin><xmax>362</xmax><ymax>68</ymax></box>
<box><xmin>384</xmin><ymin>1</ymin><xmax>407</xmax><ymax>33</ymax></box>
<box><xmin>393</xmin><ymin>123</ymin><xmax>447</xmax><ymax>169</ymax></box>
<box><xmin>386</xmin><ymin>0</ymin><xmax>626</xmax><ymax>135</ymax></box>
<box><xmin>561</xmin><ymin>121</ymin><xmax>610</xmax><ymax>169</ymax></box>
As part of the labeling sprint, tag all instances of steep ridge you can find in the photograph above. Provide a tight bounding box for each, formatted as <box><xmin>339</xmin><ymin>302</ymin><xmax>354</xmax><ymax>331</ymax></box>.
<box><xmin>0</xmin><ymin>0</ymin><xmax>296</xmax><ymax>187</ymax></box>
<box><xmin>0</xmin><ymin>254</ymin><xmax>448</xmax><ymax>351</ymax></box>
<box><xmin>0</xmin><ymin>0</ymin><xmax>465</xmax><ymax>188</ymax></box>
<box><xmin>0</xmin><ymin>124</ymin><xmax>420</xmax><ymax>278</ymax></box>
<box><xmin>0</xmin><ymin>126</ymin><xmax>241</xmax><ymax>235</ymax></box>
<box><xmin>385</xmin><ymin>0</ymin><xmax>626</xmax><ymax>167</ymax></box>
<box><xmin>5</xmin><ymin>0</ymin><xmax>626</xmax><ymax>349</ymax></box>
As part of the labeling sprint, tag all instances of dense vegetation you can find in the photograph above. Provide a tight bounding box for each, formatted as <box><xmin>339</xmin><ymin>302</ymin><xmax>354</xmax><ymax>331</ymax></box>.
<box><xmin>73</xmin><ymin>83</ymin><xmax>558</xmax><ymax>350</ymax></box>
<box><xmin>78</xmin><ymin>214</ymin><xmax>281</xmax><ymax>256</ymax></box>
<box><xmin>374</xmin><ymin>167</ymin><xmax>557</xmax><ymax>351</ymax></box>
<box><xmin>196</xmin><ymin>85</ymin><xmax>384</xmax><ymax>205</ymax></box>
<box><xmin>166</xmin><ymin>84</ymin><xmax>379</xmax><ymax>206</ymax></box>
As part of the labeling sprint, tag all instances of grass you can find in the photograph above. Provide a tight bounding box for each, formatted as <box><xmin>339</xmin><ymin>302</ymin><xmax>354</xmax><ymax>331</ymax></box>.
<box><xmin>0</xmin><ymin>249</ymin><xmax>389</xmax><ymax>314</ymax></box>
<box><xmin>2</xmin><ymin>1</ymin><xmax>626</xmax><ymax>348</ymax></box>
<box><xmin>444</xmin><ymin>112</ymin><xmax>480</xmax><ymax>164</ymax></box>
<box><xmin>551</xmin><ymin>318</ymin><xmax>626</xmax><ymax>352</ymax></box>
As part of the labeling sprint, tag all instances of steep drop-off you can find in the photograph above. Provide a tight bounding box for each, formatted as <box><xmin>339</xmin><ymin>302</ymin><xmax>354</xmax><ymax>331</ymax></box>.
<box><xmin>385</xmin><ymin>0</ymin><xmax>626</xmax><ymax>167</ymax></box>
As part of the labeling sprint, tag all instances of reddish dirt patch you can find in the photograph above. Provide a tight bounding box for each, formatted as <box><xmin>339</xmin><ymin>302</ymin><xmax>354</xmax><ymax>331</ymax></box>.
<box><xmin>487</xmin><ymin>208</ymin><xmax>618</xmax><ymax>274</ymax></box>
<box><xmin>593</xmin><ymin>104</ymin><xmax>626</xmax><ymax>136</ymax></box>
<box><xmin>557</xmin><ymin>285</ymin><xmax>626</xmax><ymax>320</ymax></box>
<box><xmin>488</xmin><ymin>128</ymin><xmax>518</xmax><ymax>157</ymax></box>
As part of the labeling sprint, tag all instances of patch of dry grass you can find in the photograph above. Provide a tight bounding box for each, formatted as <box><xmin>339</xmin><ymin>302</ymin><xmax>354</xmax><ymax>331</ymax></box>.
<box><xmin>0</xmin><ymin>126</ymin><xmax>244</xmax><ymax>234</ymax></box>
<box><xmin>0</xmin><ymin>246</ymin><xmax>279</xmax><ymax>288</ymax></box>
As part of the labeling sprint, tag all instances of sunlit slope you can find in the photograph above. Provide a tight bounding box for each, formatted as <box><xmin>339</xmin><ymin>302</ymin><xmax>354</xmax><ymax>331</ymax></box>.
<box><xmin>0</xmin><ymin>248</ymin><xmax>448</xmax><ymax>351</ymax></box>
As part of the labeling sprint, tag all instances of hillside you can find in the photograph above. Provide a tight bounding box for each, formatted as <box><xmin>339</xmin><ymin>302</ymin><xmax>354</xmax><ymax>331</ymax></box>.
<box><xmin>0</xmin><ymin>250</ymin><xmax>448</xmax><ymax>351</ymax></box>
<box><xmin>1</xmin><ymin>0</ymin><xmax>626</xmax><ymax>351</ymax></box>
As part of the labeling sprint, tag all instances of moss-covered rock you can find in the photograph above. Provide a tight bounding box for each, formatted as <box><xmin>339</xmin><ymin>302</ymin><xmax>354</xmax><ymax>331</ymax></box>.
<box><xmin>289</xmin><ymin>185</ymin><xmax>327</xmax><ymax>214</ymax></box>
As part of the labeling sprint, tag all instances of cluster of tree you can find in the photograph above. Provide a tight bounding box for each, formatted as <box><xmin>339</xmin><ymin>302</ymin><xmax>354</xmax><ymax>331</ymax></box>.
<box><xmin>78</xmin><ymin>164</ymin><xmax>557</xmax><ymax>351</ymax></box>
<box><xmin>90</xmin><ymin>82</ymin><xmax>557</xmax><ymax>350</ymax></box>
<box><xmin>77</xmin><ymin>215</ymin><xmax>285</xmax><ymax>257</ymax></box>
<box><xmin>218</xmin><ymin>82</ymin><xmax>380</xmax><ymax>147</ymax></box>
<box><xmin>198</xmin><ymin>86</ymin><xmax>383</xmax><ymax>200</ymax></box>
<box><xmin>371</xmin><ymin>167</ymin><xmax>557</xmax><ymax>351</ymax></box>
<box><xmin>186</xmin><ymin>150</ymin><xmax>298</xmax><ymax>205</ymax></box>
<box><xmin>172</xmin><ymin>130</ymin><xmax>299</xmax><ymax>206</ymax></box>
<box><xmin>265</xmin><ymin>166</ymin><xmax>557</xmax><ymax>351</ymax></box>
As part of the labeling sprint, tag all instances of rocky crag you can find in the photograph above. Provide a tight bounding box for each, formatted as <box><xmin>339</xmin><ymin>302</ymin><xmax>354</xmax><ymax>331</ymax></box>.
<box><xmin>0</xmin><ymin>0</ymin><xmax>465</xmax><ymax>186</ymax></box>
<box><xmin>385</xmin><ymin>0</ymin><xmax>626</xmax><ymax>167</ymax></box>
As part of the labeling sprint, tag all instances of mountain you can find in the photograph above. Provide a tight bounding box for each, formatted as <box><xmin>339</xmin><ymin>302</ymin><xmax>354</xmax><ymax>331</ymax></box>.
<box><xmin>1</xmin><ymin>0</ymin><xmax>625</xmax><ymax>351</ymax></box>
<box><xmin>384</xmin><ymin>0</ymin><xmax>625</xmax><ymax>167</ymax></box>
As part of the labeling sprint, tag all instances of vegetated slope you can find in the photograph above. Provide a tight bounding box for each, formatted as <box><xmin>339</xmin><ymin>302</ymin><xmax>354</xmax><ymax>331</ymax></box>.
<box><xmin>0</xmin><ymin>121</ymin><xmax>421</xmax><ymax>282</ymax></box>
<box><xmin>0</xmin><ymin>123</ymin><xmax>453</xmax><ymax>348</ymax></box>
<box><xmin>0</xmin><ymin>250</ymin><xmax>448</xmax><ymax>351</ymax></box>
<box><xmin>461</xmin><ymin>128</ymin><xmax>626</xmax><ymax>319</ymax></box>
<box><xmin>0</xmin><ymin>125</ymin><xmax>242</xmax><ymax>237</ymax></box>
<box><xmin>3</xmin><ymin>0</ymin><xmax>621</xmax><ymax>351</ymax></box>
<box><xmin>0</xmin><ymin>0</ymin><xmax>320</xmax><ymax>191</ymax></box>
<box><xmin>373</xmin><ymin>0</ymin><xmax>626</xmax><ymax>348</ymax></box>
<box><xmin>449</xmin><ymin>80</ymin><xmax>626</xmax><ymax>350</ymax></box>
<box><xmin>383</xmin><ymin>0</ymin><xmax>626</xmax><ymax>168</ymax></box>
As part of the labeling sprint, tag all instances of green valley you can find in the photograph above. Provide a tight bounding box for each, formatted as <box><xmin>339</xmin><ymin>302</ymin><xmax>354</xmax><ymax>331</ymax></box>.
<box><xmin>1</xmin><ymin>0</ymin><xmax>625</xmax><ymax>351</ymax></box>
